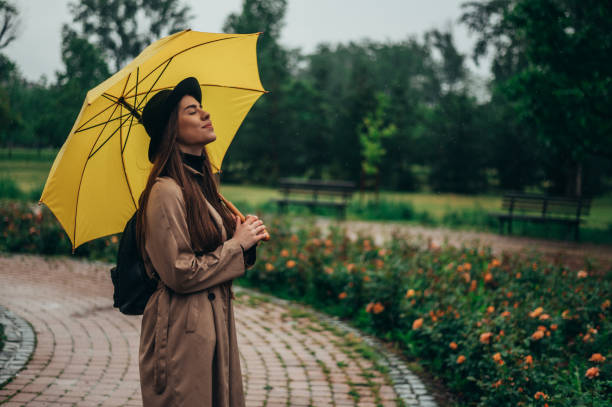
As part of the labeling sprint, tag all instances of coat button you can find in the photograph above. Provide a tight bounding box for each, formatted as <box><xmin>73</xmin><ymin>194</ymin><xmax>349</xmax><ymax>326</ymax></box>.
<box><xmin>208</xmin><ymin>292</ymin><xmax>215</xmax><ymax>301</ymax></box>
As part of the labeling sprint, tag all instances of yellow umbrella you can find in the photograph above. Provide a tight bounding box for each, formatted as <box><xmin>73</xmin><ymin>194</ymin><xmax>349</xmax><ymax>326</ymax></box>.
<box><xmin>40</xmin><ymin>30</ymin><xmax>267</xmax><ymax>250</ymax></box>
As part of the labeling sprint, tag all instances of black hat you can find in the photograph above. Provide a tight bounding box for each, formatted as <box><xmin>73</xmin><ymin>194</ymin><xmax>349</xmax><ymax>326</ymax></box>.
<box><xmin>141</xmin><ymin>77</ymin><xmax>202</xmax><ymax>162</ymax></box>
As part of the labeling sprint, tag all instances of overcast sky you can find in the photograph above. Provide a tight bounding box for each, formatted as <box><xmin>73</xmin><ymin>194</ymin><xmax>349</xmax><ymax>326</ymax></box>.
<box><xmin>4</xmin><ymin>0</ymin><xmax>491</xmax><ymax>82</ymax></box>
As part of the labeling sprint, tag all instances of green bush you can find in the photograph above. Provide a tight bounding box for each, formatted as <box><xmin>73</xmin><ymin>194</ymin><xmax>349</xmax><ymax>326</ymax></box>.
<box><xmin>0</xmin><ymin>178</ymin><xmax>23</xmax><ymax>200</ymax></box>
<box><xmin>1</xmin><ymin>200</ymin><xmax>610</xmax><ymax>405</ymax></box>
<box><xmin>241</xmin><ymin>220</ymin><xmax>611</xmax><ymax>406</ymax></box>
<box><xmin>0</xmin><ymin>200</ymin><xmax>119</xmax><ymax>261</ymax></box>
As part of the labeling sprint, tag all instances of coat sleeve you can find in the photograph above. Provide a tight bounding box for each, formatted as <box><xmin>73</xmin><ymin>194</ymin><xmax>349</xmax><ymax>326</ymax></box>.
<box><xmin>144</xmin><ymin>179</ymin><xmax>245</xmax><ymax>294</ymax></box>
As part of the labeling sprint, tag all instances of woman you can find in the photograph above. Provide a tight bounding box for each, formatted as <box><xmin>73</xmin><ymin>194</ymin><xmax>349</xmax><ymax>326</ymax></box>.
<box><xmin>136</xmin><ymin>77</ymin><xmax>266</xmax><ymax>406</ymax></box>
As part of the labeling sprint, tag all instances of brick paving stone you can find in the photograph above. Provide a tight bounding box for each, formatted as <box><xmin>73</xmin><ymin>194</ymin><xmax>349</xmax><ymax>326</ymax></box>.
<box><xmin>0</xmin><ymin>254</ymin><xmax>439</xmax><ymax>406</ymax></box>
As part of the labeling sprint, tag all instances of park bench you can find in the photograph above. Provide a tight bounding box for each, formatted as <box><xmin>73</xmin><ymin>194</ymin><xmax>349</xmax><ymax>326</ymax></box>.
<box><xmin>275</xmin><ymin>178</ymin><xmax>356</xmax><ymax>219</ymax></box>
<box><xmin>491</xmin><ymin>193</ymin><xmax>591</xmax><ymax>241</ymax></box>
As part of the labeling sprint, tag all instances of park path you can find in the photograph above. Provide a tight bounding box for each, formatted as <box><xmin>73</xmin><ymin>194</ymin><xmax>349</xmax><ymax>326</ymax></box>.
<box><xmin>0</xmin><ymin>254</ymin><xmax>409</xmax><ymax>407</ymax></box>
<box><xmin>314</xmin><ymin>218</ymin><xmax>612</xmax><ymax>271</ymax></box>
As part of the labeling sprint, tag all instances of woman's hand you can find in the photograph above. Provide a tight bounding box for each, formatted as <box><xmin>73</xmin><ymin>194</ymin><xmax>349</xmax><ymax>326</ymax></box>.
<box><xmin>233</xmin><ymin>215</ymin><xmax>267</xmax><ymax>251</ymax></box>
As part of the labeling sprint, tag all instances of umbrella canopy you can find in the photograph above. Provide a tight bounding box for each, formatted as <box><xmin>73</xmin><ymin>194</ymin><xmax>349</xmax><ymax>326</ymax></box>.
<box><xmin>40</xmin><ymin>30</ymin><xmax>266</xmax><ymax>249</ymax></box>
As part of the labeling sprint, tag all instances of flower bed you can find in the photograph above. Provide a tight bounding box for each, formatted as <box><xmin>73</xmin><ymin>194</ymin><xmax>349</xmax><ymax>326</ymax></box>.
<box><xmin>1</xmin><ymin>201</ymin><xmax>610</xmax><ymax>405</ymax></box>
<box><xmin>243</xmin><ymin>218</ymin><xmax>610</xmax><ymax>406</ymax></box>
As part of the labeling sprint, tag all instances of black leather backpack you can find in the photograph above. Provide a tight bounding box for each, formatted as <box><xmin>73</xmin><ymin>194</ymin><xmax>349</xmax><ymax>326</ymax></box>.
<box><xmin>110</xmin><ymin>211</ymin><xmax>158</xmax><ymax>315</ymax></box>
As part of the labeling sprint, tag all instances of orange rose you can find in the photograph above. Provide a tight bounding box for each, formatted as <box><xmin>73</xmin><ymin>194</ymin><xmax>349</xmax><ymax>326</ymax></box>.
<box><xmin>529</xmin><ymin>307</ymin><xmax>544</xmax><ymax>318</ymax></box>
<box><xmin>479</xmin><ymin>332</ymin><xmax>493</xmax><ymax>344</ymax></box>
<box><xmin>585</xmin><ymin>367</ymin><xmax>600</xmax><ymax>379</ymax></box>
<box><xmin>405</xmin><ymin>289</ymin><xmax>415</xmax><ymax>298</ymax></box>
<box><xmin>463</xmin><ymin>262</ymin><xmax>472</xmax><ymax>271</ymax></box>
<box><xmin>491</xmin><ymin>379</ymin><xmax>502</xmax><ymax>388</ymax></box>
<box><xmin>539</xmin><ymin>313</ymin><xmax>550</xmax><ymax>320</ymax></box>
<box><xmin>550</xmin><ymin>324</ymin><xmax>558</xmax><ymax>331</ymax></box>
<box><xmin>577</xmin><ymin>270</ymin><xmax>588</xmax><ymax>278</ymax></box>
<box><xmin>469</xmin><ymin>280</ymin><xmax>477</xmax><ymax>292</ymax></box>
<box><xmin>534</xmin><ymin>391</ymin><xmax>549</xmax><ymax>400</ymax></box>
<box><xmin>531</xmin><ymin>330</ymin><xmax>545</xmax><ymax>341</ymax></box>
<box><xmin>346</xmin><ymin>263</ymin><xmax>355</xmax><ymax>272</ymax></box>
<box><xmin>286</xmin><ymin>260</ymin><xmax>296</xmax><ymax>268</ymax></box>
<box><xmin>449</xmin><ymin>342</ymin><xmax>458</xmax><ymax>350</ymax></box>
<box><xmin>456</xmin><ymin>355</ymin><xmax>466</xmax><ymax>364</ymax></box>
<box><xmin>365</xmin><ymin>302</ymin><xmax>374</xmax><ymax>313</ymax></box>
<box><xmin>265</xmin><ymin>263</ymin><xmax>275</xmax><ymax>272</ymax></box>
<box><xmin>602</xmin><ymin>299</ymin><xmax>611</xmax><ymax>310</ymax></box>
<box><xmin>486</xmin><ymin>306</ymin><xmax>495</xmax><ymax>314</ymax></box>
<box><xmin>324</xmin><ymin>267</ymin><xmax>334</xmax><ymax>275</ymax></box>
<box><xmin>338</xmin><ymin>292</ymin><xmax>347</xmax><ymax>300</ymax></box>
<box><xmin>524</xmin><ymin>355</ymin><xmax>533</xmax><ymax>365</ymax></box>
<box><xmin>372</xmin><ymin>302</ymin><xmax>384</xmax><ymax>314</ymax></box>
<box><xmin>280</xmin><ymin>249</ymin><xmax>289</xmax><ymax>257</ymax></box>
<box><xmin>501</xmin><ymin>311</ymin><xmax>511</xmax><ymax>318</ymax></box>
<box><xmin>589</xmin><ymin>353</ymin><xmax>606</xmax><ymax>363</ymax></box>
<box><xmin>412</xmin><ymin>318</ymin><xmax>424</xmax><ymax>330</ymax></box>
<box><xmin>484</xmin><ymin>272</ymin><xmax>493</xmax><ymax>283</ymax></box>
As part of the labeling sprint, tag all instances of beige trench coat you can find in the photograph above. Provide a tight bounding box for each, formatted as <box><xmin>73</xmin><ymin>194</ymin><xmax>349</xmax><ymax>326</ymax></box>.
<box><xmin>139</xmin><ymin>165</ymin><xmax>249</xmax><ymax>407</ymax></box>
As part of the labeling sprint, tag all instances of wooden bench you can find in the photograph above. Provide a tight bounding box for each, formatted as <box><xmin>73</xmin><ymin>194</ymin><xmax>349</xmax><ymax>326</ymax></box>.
<box><xmin>275</xmin><ymin>178</ymin><xmax>356</xmax><ymax>219</ymax></box>
<box><xmin>491</xmin><ymin>193</ymin><xmax>591</xmax><ymax>241</ymax></box>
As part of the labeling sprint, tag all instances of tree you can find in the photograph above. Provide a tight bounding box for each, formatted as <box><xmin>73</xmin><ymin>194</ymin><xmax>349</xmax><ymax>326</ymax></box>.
<box><xmin>49</xmin><ymin>26</ymin><xmax>111</xmax><ymax>147</ymax></box>
<box><xmin>0</xmin><ymin>0</ymin><xmax>19</xmax><ymax>49</ymax></box>
<box><xmin>222</xmin><ymin>0</ymin><xmax>290</xmax><ymax>183</ymax></box>
<box><xmin>462</xmin><ymin>0</ymin><xmax>612</xmax><ymax>196</ymax></box>
<box><xmin>68</xmin><ymin>0</ymin><xmax>193</xmax><ymax>71</ymax></box>
<box><xmin>358</xmin><ymin>92</ymin><xmax>397</xmax><ymax>200</ymax></box>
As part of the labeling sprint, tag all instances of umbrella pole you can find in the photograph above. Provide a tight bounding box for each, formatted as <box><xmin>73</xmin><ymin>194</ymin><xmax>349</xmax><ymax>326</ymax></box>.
<box><xmin>218</xmin><ymin>193</ymin><xmax>270</xmax><ymax>241</ymax></box>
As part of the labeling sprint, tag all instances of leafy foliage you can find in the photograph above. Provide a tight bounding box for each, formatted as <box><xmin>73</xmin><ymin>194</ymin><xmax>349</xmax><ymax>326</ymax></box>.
<box><xmin>67</xmin><ymin>0</ymin><xmax>193</xmax><ymax>70</ymax></box>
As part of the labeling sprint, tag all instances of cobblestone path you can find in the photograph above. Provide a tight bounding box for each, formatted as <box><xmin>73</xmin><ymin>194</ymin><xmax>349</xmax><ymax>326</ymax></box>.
<box><xmin>0</xmin><ymin>254</ymin><xmax>408</xmax><ymax>407</ymax></box>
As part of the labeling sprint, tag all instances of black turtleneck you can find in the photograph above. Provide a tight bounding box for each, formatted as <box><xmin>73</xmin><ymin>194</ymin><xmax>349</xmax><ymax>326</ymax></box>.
<box><xmin>181</xmin><ymin>151</ymin><xmax>205</xmax><ymax>173</ymax></box>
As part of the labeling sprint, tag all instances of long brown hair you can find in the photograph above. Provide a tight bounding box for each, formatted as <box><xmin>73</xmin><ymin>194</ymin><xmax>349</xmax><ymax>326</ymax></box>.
<box><xmin>136</xmin><ymin>107</ymin><xmax>237</xmax><ymax>259</ymax></box>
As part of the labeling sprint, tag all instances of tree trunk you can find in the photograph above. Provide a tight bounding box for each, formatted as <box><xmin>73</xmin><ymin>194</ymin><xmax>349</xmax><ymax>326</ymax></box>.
<box><xmin>375</xmin><ymin>170</ymin><xmax>380</xmax><ymax>205</ymax></box>
<box><xmin>575</xmin><ymin>162</ymin><xmax>582</xmax><ymax>197</ymax></box>
<box><xmin>359</xmin><ymin>168</ymin><xmax>365</xmax><ymax>203</ymax></box>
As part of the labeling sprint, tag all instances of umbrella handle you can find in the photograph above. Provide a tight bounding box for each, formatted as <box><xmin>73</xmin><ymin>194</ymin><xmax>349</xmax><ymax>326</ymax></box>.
<box><xmin>218</xmin><ymin>193</ymin><xmax>270</xmax><ymax>241</ymax></box>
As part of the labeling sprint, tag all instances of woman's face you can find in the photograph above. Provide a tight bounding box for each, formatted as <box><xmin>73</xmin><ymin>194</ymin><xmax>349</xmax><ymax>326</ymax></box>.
<box><xmin>176</xmin><ymin>95</ymin><xmax>216</xmax><ymax>155</ymax></box>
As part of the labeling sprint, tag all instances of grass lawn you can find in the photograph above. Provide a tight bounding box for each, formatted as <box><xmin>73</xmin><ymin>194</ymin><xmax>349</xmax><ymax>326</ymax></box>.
<box><xmin>2</xmin><ymin>147</ymin><xmax>611</xmax><ymax>233</ymax></box>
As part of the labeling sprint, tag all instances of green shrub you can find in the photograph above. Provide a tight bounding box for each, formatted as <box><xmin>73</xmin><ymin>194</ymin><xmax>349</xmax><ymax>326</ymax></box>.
<box><xmin>1</xmin><ymin>200</ymin><xmax>610</xmax><ymax>405</ymax></box>
<box><xmin>241</xmin><ymin>220</ymin><xmax>611</xmax><ymax>406</ymax></box>
<box><xmin>0</xmin><ymin>178</ymin><xmax>23</xmax><ymax>200</ymax></box>
<box><xmin>348</xmin><ymin>198</ymin><xmax>416</xmax><ymax>220</ymax></box>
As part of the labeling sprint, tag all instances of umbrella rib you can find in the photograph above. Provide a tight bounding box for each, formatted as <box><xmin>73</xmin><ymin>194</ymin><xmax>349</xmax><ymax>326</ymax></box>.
<box><xmin>123</xmin><ymin>35</ymin><xmax>258</xmax><ymax>99</ymax></box>
<box><xmin>74</xmin><ymin>111</ymin><xmax>133</xmax><ymax>134</ymax></box>
<box><xmin>134</xmin><ymin>57</ymin><xmax>174</xmax><ymax>111</ymax></box>
<box><xmin>118</xmin><ymin>104</ymin><xmax>138</xmax><ymax>210</ymax></box>
<box><xmin>88</xmin><ymin>113</ymin><xmax>133</xmax><ymax>160</ymax></box>
<box><xmin>128</xmin><ymin>84</ymin><xmax>268</xmax><ymax>98</ymax></box>
<box><xmin>122</xmin><ymin>67</ymin><xmax>139</xmax><ymax>154</ymax></box>
<box><xmin>73</xmin><ymin>101</ymin><xmax>122</xmax><ymax>248</ymax></box>
<box><xmin>74</xmin><ymin>100</ymin><xmax>120</xmax><ymax>133</ymax></box>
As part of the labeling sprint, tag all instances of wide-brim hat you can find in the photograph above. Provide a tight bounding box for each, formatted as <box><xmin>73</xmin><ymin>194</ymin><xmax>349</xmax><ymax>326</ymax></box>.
<box><xmin>142</xmin><ymin>77</ymin><xmax>202</xmax><ymax>162</ymax></box>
